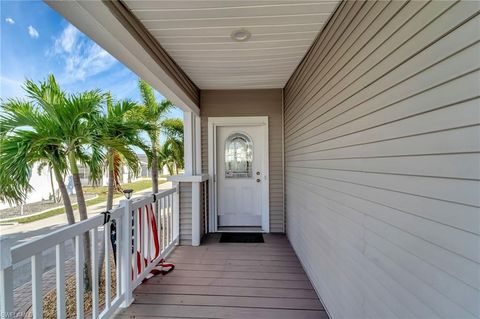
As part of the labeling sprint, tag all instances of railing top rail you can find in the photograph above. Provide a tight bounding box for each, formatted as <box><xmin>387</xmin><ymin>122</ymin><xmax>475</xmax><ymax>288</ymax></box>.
<box><xmin>10</xmin><ymin>206</ymin><xmax>123</xmax><ymax>264</ymax></box>
<box><xmin>154</xmin><ymin>188</ymin><xmax>176</xmax><ymax>198</ymax></box>
<box><xmin>131</xmin><ymin>187</ymin><xmax>176</xmax><ymax>211</ymax></box>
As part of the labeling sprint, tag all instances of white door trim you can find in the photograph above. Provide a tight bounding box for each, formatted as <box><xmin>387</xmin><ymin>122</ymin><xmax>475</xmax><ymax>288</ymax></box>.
<box><xmin>208</xmin><ymin>116</ymin><xmax>270</xmax><ymax>233</ymax></box>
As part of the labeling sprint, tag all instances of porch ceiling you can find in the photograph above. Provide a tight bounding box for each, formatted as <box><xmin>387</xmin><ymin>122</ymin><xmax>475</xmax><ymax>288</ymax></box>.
<box><xmin>122</xmin><ymin>0</ymin><xmax>341</xmax><ymax>90</ymax></box>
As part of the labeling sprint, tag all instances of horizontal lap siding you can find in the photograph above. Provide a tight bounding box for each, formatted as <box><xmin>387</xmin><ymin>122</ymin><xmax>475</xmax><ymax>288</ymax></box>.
<box><xmin>200</xmin><ymin>89</ymin><xmax>285</xmax><ymax>232</ymax></box>
<box><xmin>179</xmin><ymin>182</ymin><xmax>192</xmax><ymax>245</ymax></box>
<box><xmin>283</xmin><ymin>1</ymin><xmax>480</xmax><ymax>319</ymax></box>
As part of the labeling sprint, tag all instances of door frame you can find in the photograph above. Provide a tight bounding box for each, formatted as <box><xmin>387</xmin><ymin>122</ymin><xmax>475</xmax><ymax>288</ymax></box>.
<box><xmin>208</xmin><ymin>116</ymin><xmax>270</xmax><ymax>233</ymax></box>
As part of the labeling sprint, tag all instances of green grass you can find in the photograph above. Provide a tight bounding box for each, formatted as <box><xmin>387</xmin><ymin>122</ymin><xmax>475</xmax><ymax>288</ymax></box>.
<box><xmin>1</xmin><ymin>179</ymin><xmax>165</xmax><ymax>224</ymax></box>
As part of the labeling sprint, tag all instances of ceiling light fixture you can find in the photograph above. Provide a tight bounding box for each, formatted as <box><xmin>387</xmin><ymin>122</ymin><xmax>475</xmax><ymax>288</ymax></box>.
<box><xmin>231</xmin><ymin>29</ymin><xmax>251</xmax><ymax>42</ymax></box>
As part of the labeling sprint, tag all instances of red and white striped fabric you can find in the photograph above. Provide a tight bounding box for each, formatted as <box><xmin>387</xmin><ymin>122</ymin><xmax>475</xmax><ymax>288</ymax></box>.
<box><xmin>132</xmin><ymin>203</ymin><xmax>174</xmax><ymax>280</ymax></box>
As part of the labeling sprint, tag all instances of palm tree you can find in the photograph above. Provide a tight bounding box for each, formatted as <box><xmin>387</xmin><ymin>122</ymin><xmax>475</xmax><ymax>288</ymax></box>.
<box><xmin>0</xmin><ymin>100</ymin><xmax>76</xmax><ymax>225</ymax></box>
<box><xmin>100</xmin><ymin>95</ymin><xmax>151</xmax><ymax>210</ymax></box>
<box><xmin>161</xmin><ymin>118</ymin><xmax>184</xmax><ymax>174</ymax></box>
<box><xmin>137</xmin><ymin>79</ymin><xmax>173</xmax><ymax>192</ymax></box>
<box><xmin>22</xmin><ymin>75</ymin><xmax>105</xmax><ymax>291</ymax></box>
<box><xmin>93</xmin><ymin>95</ymin><xmax>151</xmax><ymax>278</ymax></box>
<box><xmin>157</xmin><ymin>142</ymin><xmax>176</xmax><ymax>175</ymax></box>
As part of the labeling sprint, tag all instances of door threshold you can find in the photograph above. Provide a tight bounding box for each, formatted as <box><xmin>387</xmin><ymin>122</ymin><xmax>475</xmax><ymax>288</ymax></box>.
<box><xmin>216</xmin><ymin>226</ymin><xmax>263</xmax><ymax>233</ymax></box>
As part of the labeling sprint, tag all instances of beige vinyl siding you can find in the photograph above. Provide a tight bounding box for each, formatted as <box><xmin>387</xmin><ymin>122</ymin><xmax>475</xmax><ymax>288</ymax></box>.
<box><xmin>179</xmin><ymin>182</ymin><xmax>192</xmax><ymax>245</ymax></box>
<box><xmin>284</xmin><ymin>1</ymin><xmax>480</xmax><ymax>319</ymax></box>
<box><xmin>200</xmin><ymin>89</ymin><xmax>284</xmax><ymax>232</ymax></box>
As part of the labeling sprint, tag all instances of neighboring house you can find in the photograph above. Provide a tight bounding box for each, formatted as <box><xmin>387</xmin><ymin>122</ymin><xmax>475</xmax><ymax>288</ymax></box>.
<box><xmin>77</xmin><ymin>153</ymin><xmax>163</xmax><ymax>188</ymax></box>
<box><xmin>0</xmin><ymin>153</ymin><xmax>153</xmax><ymax>209</ymax></box>
<box><xmin>0</xmin><ymin>163</ymin><xmax>60</xmax><ymax>210</ymax></box>
<box><xmin>6</xmin><ymin>2</ymin><xmax>478</xmax><ymax>319</ymax></box>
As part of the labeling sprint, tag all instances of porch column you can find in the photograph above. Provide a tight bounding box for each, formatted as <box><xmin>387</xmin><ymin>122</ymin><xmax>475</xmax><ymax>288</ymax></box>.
<box><xmin>168</xmin><ymin>112</ymin><xmax>206</xmax><ymax>246</ymax></box>
<box><xmin>183</xmin><ymin>111</ymin><xmax>202</xmax><ymax>175</ymax></box>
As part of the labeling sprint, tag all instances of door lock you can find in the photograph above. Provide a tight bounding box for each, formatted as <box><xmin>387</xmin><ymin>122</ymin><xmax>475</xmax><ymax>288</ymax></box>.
<box><xmin>256</xmin><ymin>178</ymin><xmax>261</xmax><ymax>182</ymax></box>
<box><xmin>256</xmin><ymin>171</ymin><xmax>260</xmax><ymax>175</ymax></box>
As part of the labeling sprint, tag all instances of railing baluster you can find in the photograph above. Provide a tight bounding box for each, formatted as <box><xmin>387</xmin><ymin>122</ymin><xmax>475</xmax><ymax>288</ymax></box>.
<box><xmin>166</xmin><ymin>194</ymin><xmax>170</xmax><ymax>244</ymax></box>
<box><xmin>91</xmin><ymin>228</ymin><xmax>99</xmax><ymax>319</ymax></box>
<box><xmin>55</xmin><ymin>243</ymin><xmax>66</xmax><ymax>319</ymax></box>
<box><xmin>0</xmin><ymin>238</ymin><xmax>14</xmax><ymax>317</ymax></box>
<box><xmin>155</xmin><ymin>198</ymin><xmax>162</xmax><ymax>249</ymax></box>
<box><xmin>114</xmin><ymin>218</ymin><xmax>121</xmax><ymax>299</ymax></box>
<box><xmin>104</xmin><ymin>221</ymin><xmax>111</xmax><ymax>309</ymax></box>
<box><xmin>160</xmin><ymin>196</ymin><xmax>164</xmax><ymax>251</ymax></box>
<box><xmin>160</xmin><ymin>197</ymin><xmax>164</xmax><ymax>250</ymax></box>
<box><xmin>146</xmin><ymin>206</ymin><xmax>151</xmax><ymax>265</ymax></box>
<box><xmin>132</xmin><ymin>207</ymin><xmax>138</xmax><ymax>280</ymax></box>
<box><xmin>204</xmin><ymin>181</ymin><xmax>208</xmax><ymax>235</ymax></box>
<box><xmin>173</xmin><ymin>183</ymin><xmax>180</xmax><ymax>242</ymax></box>
<box><xmin>31</xmin><ymin>253</ymin><xmax>43</xmax><ymax>318</ymax></box>
<box><xmin>170</xmin><ymin>194</ymin><xmax>174</xmax><ymax>243</ymax></box>
<box><xmin>167</xmin><ymin>194</ymin><xmax>172</xmax><ymax>244</ymax></box>
<box><xmin>140</xmin><ymin>206</ymin><xmax>144</xmax><ymax>274</ymax></box>
<box><xmin>75</xmin><ymin>235</ymin><xmax>84</xmax><ymax>319</ymax></box>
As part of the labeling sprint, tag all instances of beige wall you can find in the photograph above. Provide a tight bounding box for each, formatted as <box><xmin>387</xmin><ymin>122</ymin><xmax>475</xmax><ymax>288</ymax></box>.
<box><xmin>200</xmin><ymin>89</ymin><xmax>285</xmax><ymax>233</ymax></box>
<box><xmin>284</xmin><ymin>1</ymin><xmax>480</xmax><ymax>318</ymax></box>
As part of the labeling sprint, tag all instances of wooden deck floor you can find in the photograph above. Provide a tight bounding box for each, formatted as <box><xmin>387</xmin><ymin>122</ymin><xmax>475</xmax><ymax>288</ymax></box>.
<box><xmin>116</xmin><ymin>234</ymin><xmax>328</xmax><ymax>319</ymax></box>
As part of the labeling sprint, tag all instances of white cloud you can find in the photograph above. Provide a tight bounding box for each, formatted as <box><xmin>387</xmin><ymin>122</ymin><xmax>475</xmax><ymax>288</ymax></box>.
<box><xmin>28</xmin><ymin>25</ymin><xmax>39</xmax><ymax>39</ymax></box>
<box><xmin>51</xmin><ymin>24</ymin><xmax>116</xmax><ymax>82</ymax></box>
<box><xmin>5</xmin><ymin>18</ymin><xmax>15</xmax><ymax>24</ymax></box>
<box><xmin>54</xmin><ymin>24</ymin><xmax>78</xmax><ymax>53</ymax></box>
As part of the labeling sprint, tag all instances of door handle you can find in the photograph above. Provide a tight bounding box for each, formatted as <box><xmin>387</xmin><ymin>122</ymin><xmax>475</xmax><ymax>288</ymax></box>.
<box><xmin>256</xmin><ymin>179</ymin><xmax>261</xmax><ymax>183</ymax></box>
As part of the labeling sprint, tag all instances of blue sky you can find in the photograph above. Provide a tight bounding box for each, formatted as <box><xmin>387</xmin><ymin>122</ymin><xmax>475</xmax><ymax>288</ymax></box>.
<box><xmin>0</xmin><ymin>0</ymin><xmax>182</xmax><ymax>120</ymax></box>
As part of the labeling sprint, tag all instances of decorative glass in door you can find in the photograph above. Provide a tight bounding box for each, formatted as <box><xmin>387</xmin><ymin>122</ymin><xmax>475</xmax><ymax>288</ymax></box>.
<box><xmin>224</xmin><ymin>133</ymin><xmax>253</xmax><ymax>178</ymax></box>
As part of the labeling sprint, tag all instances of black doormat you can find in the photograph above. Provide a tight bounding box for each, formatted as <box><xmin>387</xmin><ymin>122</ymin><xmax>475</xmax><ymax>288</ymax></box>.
<box><xmin>220</xmin><ymin>233</ymin><xmax>264</xmax><ymax>243</ymax></box>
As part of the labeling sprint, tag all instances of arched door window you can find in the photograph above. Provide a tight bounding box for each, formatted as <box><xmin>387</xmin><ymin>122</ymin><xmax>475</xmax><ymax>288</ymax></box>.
<box><xmin>225</xmin><ymin>133</ymin><xmax>253</xmax><ymax>178</ymax></box>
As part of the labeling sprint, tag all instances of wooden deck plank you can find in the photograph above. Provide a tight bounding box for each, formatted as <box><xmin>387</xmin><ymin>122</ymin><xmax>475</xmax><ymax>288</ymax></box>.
<box><xmin>144</xmin><ymin>276</ymin><xmax>314</xmax><ymax>289</ymax></box>
<box><xmin>132</xmin><ymin>293</ymin><xmax>323</xmax><ymax>310</ymax></box>
<box><xmin>134</xmin><ymin>284</ymin><xmax>319</xmax><ymax>299</ymax></box>
<box><xmin>161</xmin><ymin>269</ymin><xmax>309</xmax><ymax>281</ymax></box>
<box><xmin>167</xmin><ymin>253</ymin><xmax>294</xmax><ymax>261</ymax></box>
<box><xmin>166</xmin><ymin>263</ymin><xmax>307</xmax><ymax>274</ymax></box>
<box><xmin>167</xmin><ymin>258</ymin><xmax>301</xmax><ymax>267</ymax></box>
<box><xmin>115</xmin><ymin>234</ymin><xmax>327</xmax><ymax>318</ymax></box>
<box><xmin>117</xmin><ymin>304</ymin><xmax>327</xmax><ymax>319</ymax></box>
<box><xmin>169</xmin><ymin>250</ymin><xmax>297</xmax><ymax>258</ymax></box>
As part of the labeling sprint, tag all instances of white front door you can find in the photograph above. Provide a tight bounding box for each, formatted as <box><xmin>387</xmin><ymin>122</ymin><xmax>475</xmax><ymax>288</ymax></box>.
<box><xmin>216</xmin><ymin>124</ymin><xmax>266</xmax><ymax>227</ymax></box>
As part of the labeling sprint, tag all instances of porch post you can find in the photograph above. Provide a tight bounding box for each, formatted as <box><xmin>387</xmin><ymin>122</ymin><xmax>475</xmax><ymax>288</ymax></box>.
<box><xmin>120</xmin><ymin>199</ymin><xmax>134</xmax><ymax>308</ymax></box>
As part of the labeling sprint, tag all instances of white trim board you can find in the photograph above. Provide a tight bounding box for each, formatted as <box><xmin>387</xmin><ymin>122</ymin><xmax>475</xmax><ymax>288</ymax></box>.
<box><xmin>208</xmin><ymin>116</ymin><xmax>270</xmax><ymax>233</ymax></box>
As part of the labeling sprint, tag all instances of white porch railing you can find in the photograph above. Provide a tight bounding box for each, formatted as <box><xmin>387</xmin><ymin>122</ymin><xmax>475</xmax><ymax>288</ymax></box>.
<box><xmin>0</xmin><ymin>187</ymin><xmax>179</xmax><ymax>319</ymax></box>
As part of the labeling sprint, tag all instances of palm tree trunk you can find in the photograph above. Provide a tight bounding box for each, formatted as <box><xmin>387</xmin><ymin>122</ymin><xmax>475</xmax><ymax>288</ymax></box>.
<box><xmin>53</xmin><ymin>166</ymin><xmax>75</xmax><ymax>225</ymax></box>
<box><xmin>151</xmin><ymin>145</ymin><xmax>159</xmax><ymax>193</ymax></box>
<box><xmin>49</xmin><ymin>168</ymin><xmax>57</xmax><ymax>203</ymax></box>
<box><xmin>68</xmin><ymin>152</ymin><xmax>93</xmax><ymax>292</ymax></box>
